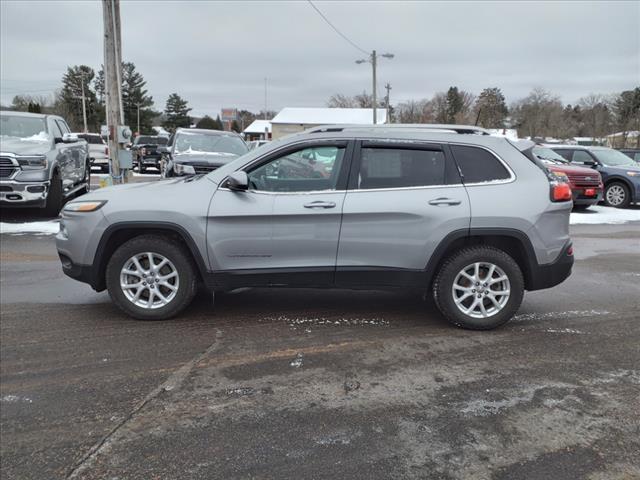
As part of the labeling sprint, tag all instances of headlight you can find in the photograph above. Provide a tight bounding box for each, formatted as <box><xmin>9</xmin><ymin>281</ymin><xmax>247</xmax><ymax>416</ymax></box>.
<box><xmin>17</xmin><ymin>155</ymin><xmax>47</xmax><ymax>169</ymax></box>
<box><xmin>173</xmin><ymin>163</ymin><xmax>196</xmax><ymax>175</ymax></box>
<box><xmin>626</xmin><ymin>171</ymin><xmax>639</xmax><ymax>177</ymax></box>
<box><xmin>63</xmin><ymin>200</ymin><xmax>107</xmax><ymax>212</ymax></box>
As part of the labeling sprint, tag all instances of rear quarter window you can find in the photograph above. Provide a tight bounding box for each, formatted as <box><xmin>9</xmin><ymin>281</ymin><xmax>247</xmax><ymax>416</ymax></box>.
<box><xmin>450</xmin><ymin>145</ymin><xmax>511</xmax><ymax>184</ymax></box>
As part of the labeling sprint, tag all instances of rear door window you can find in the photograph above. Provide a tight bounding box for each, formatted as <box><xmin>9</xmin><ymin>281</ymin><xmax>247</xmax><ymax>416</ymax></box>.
<box><xmin>553</xmin><ymin>149</ymin><xmax>573</xmax><ymax>161</ymax></box>
<box><xmin>357</xmin><ymin>147</ymin><xmax>454</xmax><ymax>189</ymax></box>
<box><xmin>450</xmin><ymin>145</ymin><xmax>511</xmax><ymax>184</ymax></box>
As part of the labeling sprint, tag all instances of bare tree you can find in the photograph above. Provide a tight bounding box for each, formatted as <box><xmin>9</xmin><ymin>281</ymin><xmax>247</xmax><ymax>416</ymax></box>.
<box><xmin>578</xmin><ymin>94</ymin><xmax>614</xmax><ymax>143</ymax></box>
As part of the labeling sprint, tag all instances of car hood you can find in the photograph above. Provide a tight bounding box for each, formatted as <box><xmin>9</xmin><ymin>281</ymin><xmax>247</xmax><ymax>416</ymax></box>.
<box><xmin>78</xmin><ymin>175</ymin><xmax>218</xmax><ymax>202</ymax></box>
<box><xmin>548</xmin><ymin>163</ymin><xmax>599</xmax><ymax>175</ymax></box>
<box><xmin>0</xmin><ymin>136</ymin><xmax>52</xmax><ymax>155</ymax></box>
<box><xmin>173</xmin><ymin>151</ymin><xmax>238</xmax><ymax>165</ymax></box>
<box><xmin>605</xmin><ymin>164</ymin><xmax>640</xmax><ymax>174</ymax></box>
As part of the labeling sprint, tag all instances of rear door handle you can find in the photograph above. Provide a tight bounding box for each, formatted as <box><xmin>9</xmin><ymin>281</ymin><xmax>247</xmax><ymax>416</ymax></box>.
<box><xmin>304</xmin><ymin>201</ymin><xmax>336</xmax><ymax>209</ymax></box>
<box><xmin>428</xmin><ymin>197</ymin><xmax>461</xmax><ymax>206</ymax></box>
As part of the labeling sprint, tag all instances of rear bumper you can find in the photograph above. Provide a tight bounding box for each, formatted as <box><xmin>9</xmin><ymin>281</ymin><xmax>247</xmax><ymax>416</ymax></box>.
<box><xmin>0</xmin><ymin>180</ymin><xmax>49</xmax><ymax>206</ymax></box>
<box><xmin>527</xmin><ymin>241</ymin><xmax>574</xmax><ymax>291</ymax></box>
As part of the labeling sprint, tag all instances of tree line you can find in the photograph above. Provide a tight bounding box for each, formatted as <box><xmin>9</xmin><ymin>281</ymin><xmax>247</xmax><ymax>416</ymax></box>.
<box><xmin>330</xmin><ymin>86</ymin><xmax>640</xmax><ymax>144</ymax></box>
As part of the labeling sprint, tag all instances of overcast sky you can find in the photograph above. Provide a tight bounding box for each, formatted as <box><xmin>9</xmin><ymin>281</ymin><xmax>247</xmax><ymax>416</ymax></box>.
<box><xmin>1</xmin><ymin>0</ymin><xmax>638</xmax><ymax>117</ymax></box>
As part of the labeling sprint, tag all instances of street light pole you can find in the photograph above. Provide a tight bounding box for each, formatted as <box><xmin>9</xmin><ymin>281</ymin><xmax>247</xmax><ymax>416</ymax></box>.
<box><xmin>80</xmin><ymin>77</ymin><xmax>88</xmax><ymax>133</ymax></box>
<box><xmin>136</xmin><ymin>103</ymin><xmax>140</xmax><ymax>134</ymax></box>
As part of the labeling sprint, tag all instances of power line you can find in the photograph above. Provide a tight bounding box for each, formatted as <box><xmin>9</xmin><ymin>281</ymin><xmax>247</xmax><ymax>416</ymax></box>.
<box><xmin>307</xmin><ymin>0</ymin><xmax>368</xmax><ymax>55</ymax></box>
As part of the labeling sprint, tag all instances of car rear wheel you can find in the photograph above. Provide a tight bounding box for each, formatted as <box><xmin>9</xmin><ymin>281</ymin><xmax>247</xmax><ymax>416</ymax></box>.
<box><xmin>433</xmin><ymin>246</ymin><xmax>524</xmax><ymax>330</ymax></box>
<box><xmin>604</xmin><ymin>182</ymin><xmax>631</xmax><ymax>208</ymax></box>
<box><xmin>106</xmin><ymin>235</ymin><xmax>198</xmax><ymax>320</ymax></box>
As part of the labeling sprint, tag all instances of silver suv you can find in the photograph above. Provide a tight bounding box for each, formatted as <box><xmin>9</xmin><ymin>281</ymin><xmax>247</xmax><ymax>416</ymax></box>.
<box><xmin>56</xmin><ymin>125</ymin><xmax>574</xmax><ymax>329</ymax></box>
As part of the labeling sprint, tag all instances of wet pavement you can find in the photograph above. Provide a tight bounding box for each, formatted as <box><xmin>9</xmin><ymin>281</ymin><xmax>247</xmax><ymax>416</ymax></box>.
<box><xmin>1</xmin><ymin>223</ymin><xmax>639</xmax><ymax>479</ymax></box>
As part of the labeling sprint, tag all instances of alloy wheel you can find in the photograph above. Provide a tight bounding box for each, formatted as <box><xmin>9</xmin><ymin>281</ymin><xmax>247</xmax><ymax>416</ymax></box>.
<box><xmin>119</xmin><ymin>252</ymin><xmax>179</xmax><ymax>309</ymax></box>
<box><xmin>606</xmin><ymin>185</ymin><xmax>625</xmax><ymax>206</ymax></box>
<box><xmin>451</xmin><ymin>262</ymin><xmax>511</xmax><ymax>319</ymax></box>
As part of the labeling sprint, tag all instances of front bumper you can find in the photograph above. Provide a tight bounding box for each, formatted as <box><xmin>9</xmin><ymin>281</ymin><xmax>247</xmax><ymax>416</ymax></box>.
<box><xmin>572</xmin><ymin>189</ymin><xmax>602</xmax><ymax>206</ymax></box>
<box><xmin>527</xmin><ymin>241</ymin><xmax>574</xmax><ymax>291</ymax></box>
<box><xmin>0</xmin><ymin>180</ymin><xmax>49</xmax><ymax>206</ymax></box>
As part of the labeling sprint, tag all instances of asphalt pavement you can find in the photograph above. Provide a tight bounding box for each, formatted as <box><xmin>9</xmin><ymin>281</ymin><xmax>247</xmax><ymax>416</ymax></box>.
<box><xmin>1</xmin><ymin>221</ymin><xmax>639</xmax><ymax>479</ymax></box>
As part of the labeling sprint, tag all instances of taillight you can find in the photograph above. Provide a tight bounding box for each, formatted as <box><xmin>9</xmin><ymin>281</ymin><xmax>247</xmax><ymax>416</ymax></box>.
<box><xmin>551</xmin><ymin>182</ymin><xmax>572</xmax><ymax>202</ymax></box>
<box><xmin>105</xmin><ymin>146</ymin><xmax>109</xmax><ymax>155</ymax></box>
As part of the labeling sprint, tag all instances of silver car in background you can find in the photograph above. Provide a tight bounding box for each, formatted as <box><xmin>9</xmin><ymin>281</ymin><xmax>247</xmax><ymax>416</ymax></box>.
<box><xmin>56</xmin><ymin>124</ymin><xmax>574</xmax><ymax>330</ymax></box>
<box><xmin>76</xmin><ymin>133</ymin><xmax>110</xmax><ymax>173</ymax></box>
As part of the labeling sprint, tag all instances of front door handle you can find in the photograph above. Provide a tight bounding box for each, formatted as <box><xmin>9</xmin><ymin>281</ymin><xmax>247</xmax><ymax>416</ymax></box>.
<box><xmin>304</xmin><ymin>201</ymin><xmax>336</xmax><ymax>209</ymax></box>
<box><xmin>428</xmin><ymin>197</ymin><xmax>461</xmax><ymax>206</ymax></box>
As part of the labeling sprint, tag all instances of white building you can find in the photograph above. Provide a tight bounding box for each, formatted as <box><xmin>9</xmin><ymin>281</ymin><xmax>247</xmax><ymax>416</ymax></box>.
<box><xmin>243</xmin><ymin>120</ymin><xmax>272</xmax><ymax>141</ymax></box>
<box><xmin>270</xmin><ymin>107</ymin><xmax>387</xmax><ymax>139</ymax></box>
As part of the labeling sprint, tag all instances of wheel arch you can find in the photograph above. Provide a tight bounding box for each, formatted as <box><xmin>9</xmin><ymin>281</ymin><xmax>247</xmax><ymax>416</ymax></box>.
<box><xmin>426</xmin><ymin>228</ymin><xmax>537</xmax><ymax>290</ymax></box>
<box><xmin>604</xmin><ymin>176</ymin><xmax>633</xmax><ymax>191</ymax></box>
<box><xmin>91</xmin><ymin>222</ymin><xmax>208</xmax><ymax>291</ymax></box>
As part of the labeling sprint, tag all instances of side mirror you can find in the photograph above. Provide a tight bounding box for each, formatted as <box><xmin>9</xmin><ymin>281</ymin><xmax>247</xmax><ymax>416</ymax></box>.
<box><xmin>227</xmin><ymin>171</ymin><xmax>248</xmax><ymax>191</ymax></box>
<box><xmin>62</xmin><ymin>133</ymin><xmax>79</xmax><ymax>143</ymax></box>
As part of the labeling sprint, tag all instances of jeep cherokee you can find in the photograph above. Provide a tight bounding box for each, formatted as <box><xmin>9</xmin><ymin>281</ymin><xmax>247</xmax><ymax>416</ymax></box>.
<box><xmin>56</xmin><ymin>125</ymin><xmax>574</xmax><ymax>330</ymax></box>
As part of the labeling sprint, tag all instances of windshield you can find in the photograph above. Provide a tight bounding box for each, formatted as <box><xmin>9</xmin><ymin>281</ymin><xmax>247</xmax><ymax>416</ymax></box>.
<box><xmin>0</xmin><ymin>115</ymin><xmax>49</xmax><ymax>141</ymax></box>
<box><xmin>135</xmin><ymin>136</ymin><xmax>167</xmax><ymax>145</ymax></box>
<box><xmin>174</xmin><ymin>132</ymin><xmax>248</xmax><ymax>156</ymax></box>
<box><xmin>592</xmin><ymin>149</ymin><xmax>637</xmax><ymax>167</ymax></box>
<box><xmin>533</xmin><ymin>147</ymin><xmax>568</xmax><ymax>164</ymax></box>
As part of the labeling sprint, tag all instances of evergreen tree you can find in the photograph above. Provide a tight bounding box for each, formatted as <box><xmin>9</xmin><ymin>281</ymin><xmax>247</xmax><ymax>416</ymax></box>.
<box><xmin>59</xmin><ymin>65</ymin><xmax>101</xmax><ymax>131</ymax></box>
<box><xmin>196</xmin><ymin>115</ymin><xmax>218</xmax><ymax>129</ymax></box>
<box><xmin>214</xmin><ymin>115</ymin><xmax>224</xmax><ymax>130</ymax></box>
<box><xmin>95</xmin><ymin>62</ymin><xmax>156</xmax><ymax>134</ymax></box>
<box><xmin>445</xmin><ymin>87</ymin><xmax>464</xmax><ymax>123</ymax></box>
<box><xmin>163</xmin><ymin>93</ymin><xmax>192</xmax><ymax>132</ymax></box>
<box><xmin>231</xmin><ymin>120</ymin><xmax>241</xmax><ymax>133</ymax></box>
<box><xmin>474</xmin><ymin>88</ymin><xmax>508</xmax><ymax>128</ymax></box>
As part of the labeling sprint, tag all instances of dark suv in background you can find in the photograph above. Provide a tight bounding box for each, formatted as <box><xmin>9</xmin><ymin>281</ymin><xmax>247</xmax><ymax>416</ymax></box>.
<box><xmin>550</xmin><ymin>145</ymin><xmax>640</xmax><ymax>208</ymax></box>
<box><xmin>161</xmin><ymin>128</ymin><xmax>248</xmax><ymax>177</ymax></box>
<box><xmin>131</xmin><ymin>135</ymin><xmax>168</xmax><ymax>173</ymax></box>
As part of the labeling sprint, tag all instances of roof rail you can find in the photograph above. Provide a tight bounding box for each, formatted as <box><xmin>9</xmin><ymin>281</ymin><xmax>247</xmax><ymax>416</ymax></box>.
<box><xmin>306</xmin><ymin>124</ymin><xmax>491</xmax><ymax>135</ymax></box>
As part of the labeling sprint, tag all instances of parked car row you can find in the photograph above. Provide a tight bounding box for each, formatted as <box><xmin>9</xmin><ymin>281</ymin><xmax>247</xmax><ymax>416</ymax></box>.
<box><xmin>549</xmin><ymin>145</ymin><xmax>640</xmax><ymax>208</ymax></box>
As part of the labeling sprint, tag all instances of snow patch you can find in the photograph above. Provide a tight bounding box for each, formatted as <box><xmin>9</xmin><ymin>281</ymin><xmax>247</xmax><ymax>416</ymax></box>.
<box><xmin>0</xmin><ymin>221</ymin><xmax>59</xmax><ymax>235</ymax></box>
<box><xmin>1</xmin><ymin>395</ymin><xmax>32</xmax><ymax>403</ymax></box>
<box><xmin>570</xmin><ymin>205</ymin><xmax>640</xmax><ymax>224</ymax></box>
<box><xmin>20</xmin><ymin>131</ymin><xmax>50</xmax><ymax>142</ymax></box>
<box><xmin>544</xmin><ymin>328</ymin><xmax>586</xmax><ymax>334</ymax></box>
<box><xmin>290</xmin><ymin>353</ymin><xmax>304</xmax><ymax>368</ymax></box>
<box><xmin>513</xmin><ymin>310</ymin><xmax>610</xmax><ymax>322</ymax></box>
<box><xmin>261</xmin><ymin>315</ymin><xmax>389</xmax><ymax>328</ymax></box>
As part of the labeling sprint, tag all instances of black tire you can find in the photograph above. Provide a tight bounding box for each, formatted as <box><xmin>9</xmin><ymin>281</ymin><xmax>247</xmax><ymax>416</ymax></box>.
<box><xmin>572</xmin><ymin>204</ymin><xmax>591</xmax><ymax>211</ymax></box>
<box><xmin>106</xmin><ymin>235</ymin><xmax>198</xmax><ymax>320</ymax></box>
<box><xmin>433</xmin><ymin>246</ymin><xmax>525</xmax><ymax>330</ymax></box>
<box><xmin>139</xmin><ymin>160</ymin><xmax>146</xmax><ymax>174</ymax></box>
<box><xmin>43</xmin><ymin>171</ymin><xmax>63</xmax><ymax>217</ymax></box>
<box><xmin>604</xmin><ymin>182</ymin><xmax>631</xmax><ymax>208</ymax></box>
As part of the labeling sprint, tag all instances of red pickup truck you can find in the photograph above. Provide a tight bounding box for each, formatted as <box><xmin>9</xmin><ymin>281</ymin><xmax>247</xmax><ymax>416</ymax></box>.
<box><xmin>533</xmin><ymin>146</ymin><xmax>603</xmax><ymax>209</ymax></box>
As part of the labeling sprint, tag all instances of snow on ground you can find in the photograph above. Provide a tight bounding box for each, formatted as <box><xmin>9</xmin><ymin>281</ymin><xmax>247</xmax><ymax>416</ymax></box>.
<box><xmin>0</xmin><ymin>221</ymin><xmax>59</xmax><ymax>235</ymax></box>
<box><xmin>570</xmin><ymin>205</ymin><xmax>640</xmax><ymax>225</ymax></box>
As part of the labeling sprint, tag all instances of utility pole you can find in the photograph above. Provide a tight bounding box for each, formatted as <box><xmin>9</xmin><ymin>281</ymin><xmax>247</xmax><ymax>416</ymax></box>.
<box><xmin>264</xmin><ymin>77</ymin><xmax>267</xmax><ymax>120</ymax></box>
<box><xmin>371</xmin><ymin>50</ymin><xmax>377</xmax><ymax>124</ymax></box>
<box><xmin>79</xmin><ymin>73</ymin><xmax>88</xmax><ymax>133</ymax></box>
<box><xmin>102</xmin><ymin>0</ymin><xmax>126</xmax><ymax>183</ymax></box>
<box><xmin>136</xmin><ymin>103</ymin><xmax>140</xmax><ymax>134</ymax></box>
<box><xmin>384</xmin><ymin>82</ymin><xmax>392</xmax><ymax>124</ymax></box>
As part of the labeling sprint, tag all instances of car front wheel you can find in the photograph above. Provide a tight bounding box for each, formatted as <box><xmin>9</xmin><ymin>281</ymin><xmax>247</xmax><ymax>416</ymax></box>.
<box><xmin>433</xmin><ymin>246</ymin><xmax>524</xmax><ymax>330</ymax></box>
<box><xmin>106</xmin><ymin>235</ymin><xmax>198</xmax><ymax>320</ymax></box>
